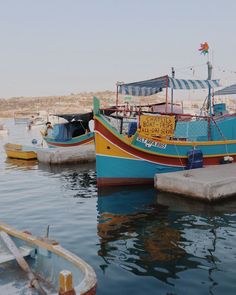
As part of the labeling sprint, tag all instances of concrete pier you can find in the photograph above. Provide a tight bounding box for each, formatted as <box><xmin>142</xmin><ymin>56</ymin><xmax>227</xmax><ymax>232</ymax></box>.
<box><xmin>36</xmin><ymin>145</ymin><xmax>95</xmax><ymax>164</ymax></box>
<box><xmin>154</xmin><ymin>163</ymin><xmax>236</xmax><ymax>202</ymax></box>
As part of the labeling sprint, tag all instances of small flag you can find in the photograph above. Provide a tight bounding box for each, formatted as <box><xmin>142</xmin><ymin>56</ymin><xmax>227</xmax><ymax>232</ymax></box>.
<box><xmin>198</xmin><ymin>42</ymin><xmax>209</xmax><ymax>55</ymax></box>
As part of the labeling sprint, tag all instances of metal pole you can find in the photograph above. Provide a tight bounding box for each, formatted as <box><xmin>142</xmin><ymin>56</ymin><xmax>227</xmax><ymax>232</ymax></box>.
<box><xmin>116</xmin><ymin>83</ymin><xmax>119</xmax><ymax>108</ymax></box>
<box><xmin>207</xmin><ymin>61</ymin><xmax>213</xmax><ymax>116</ymax></box>
<box><xmin>165</xmin><ymin>75</ymin><xmax>168</xmax><ymax>113</ymax></box>
<box><xmin>207</xmin><ymin>60</ymin><xmax>213</xmax><ymax>140</ymax></box>
<box><xmin>171</xmin><ymin>67</ymin><xmax>175</xmax><ymax>113</ymax></box>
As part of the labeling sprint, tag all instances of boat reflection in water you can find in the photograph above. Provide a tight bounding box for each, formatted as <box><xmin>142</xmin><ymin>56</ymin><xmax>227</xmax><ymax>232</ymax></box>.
<box><xmin>157</xmin><ymin>192</ymin><xmax>236</xmax><ymax>266</ymax></box>
<box><xmin>4</xmin><ymin>158</ymin><xmax>38</xmax><ymax>171</ymax></box>
<box><xmin>97</xmin><ymin>186</ymin><xmax>190</xmax><ymax>282</ymax></box>
<box><xmin>97</xmin><ymin>186</ymin><xmax>236</xmax><ymax>288</ymax></box>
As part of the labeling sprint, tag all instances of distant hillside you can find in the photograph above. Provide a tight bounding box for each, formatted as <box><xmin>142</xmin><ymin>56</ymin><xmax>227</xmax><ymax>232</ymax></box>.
<box><xmin>0</xmin><ymin>91</ymin><xmax>163</xmax><ymax>118</ymax></box>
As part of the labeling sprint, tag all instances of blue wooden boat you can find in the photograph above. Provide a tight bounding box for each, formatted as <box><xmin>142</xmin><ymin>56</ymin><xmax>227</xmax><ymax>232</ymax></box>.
<box><xmin>0</xmin><ymin>222</ymin><xmax>97</xmax><ymax>295</ymax></box>
<box><xmin>42</xmin><ymin>112</ymin><xmax>94</xmax><ymax>148</ymax></box>
<box><xmin>93</xmin><ymin>70</ymin><xmax>236</xmax><ymax>186</ymax></box>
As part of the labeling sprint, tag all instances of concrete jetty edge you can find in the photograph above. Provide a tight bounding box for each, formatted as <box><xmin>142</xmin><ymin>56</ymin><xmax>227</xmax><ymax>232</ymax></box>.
<box><xmin>154</xmin><ymin>163</ymin><xmax>236</xmax><ymax>202</ymax></box>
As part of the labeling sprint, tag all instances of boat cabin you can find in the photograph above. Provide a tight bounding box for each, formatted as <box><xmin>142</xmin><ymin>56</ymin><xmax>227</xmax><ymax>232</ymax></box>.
<box><xmin>49</xmin><ymin>112</ymin><xmax>93</xmax><ymax>141</ymax></box>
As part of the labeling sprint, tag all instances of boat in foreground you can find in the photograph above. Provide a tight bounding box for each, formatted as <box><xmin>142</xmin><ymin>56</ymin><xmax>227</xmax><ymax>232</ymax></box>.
<box><xmin>0</xmin><ymin>222</ymin><xmax>97</xmax><ymax>295</ymax></box>
<box><xmin>93</xmin><ymin>73</ymin><xmax>236</xmax><ymax>187</ymax></box>
<box><xmin>4</xmin><ymin>143</ymin><xmax>38</xmax><ymax>160</ymax></box>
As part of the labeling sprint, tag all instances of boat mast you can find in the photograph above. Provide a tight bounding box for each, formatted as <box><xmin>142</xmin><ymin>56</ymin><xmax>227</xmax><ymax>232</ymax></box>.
<box><xmin>165</xmin><ymin>75</ymin><xmax>169</xmax><ymax>113</ymax></box>
<box><xmin>207</xmin><ymin>60</ymin><xmax>213</xmax><ymax>115</ymax></box>
<box><xmin>171</xmin><ymin>67</ymin><xmax>175</xmax><ymax>113</ymax></box>
<box><xmin>116</xmin><ymin>82</ymin><xmax>119</xmax><ymax>108</ymax></box>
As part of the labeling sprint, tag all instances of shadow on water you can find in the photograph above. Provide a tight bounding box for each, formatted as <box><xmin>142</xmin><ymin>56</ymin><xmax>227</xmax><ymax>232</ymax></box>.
<box><xmin>157</xmin><ymin>191</ymin><xmax>236</xmax><ymax>215</ymax></box>
<box><xmin>96</xmin><ymin>186</ymin><xmax>236</xmax><ymax>291</ymax></box>
<box><xmin>37</xmin><ymin>161</ymin><xmax>96</xmax><ymax>175</ymax></box>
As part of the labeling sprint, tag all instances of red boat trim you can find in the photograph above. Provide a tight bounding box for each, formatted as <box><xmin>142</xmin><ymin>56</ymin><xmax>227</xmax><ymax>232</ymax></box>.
<box><xmin>82</xmin><ymin>285</ymin><xmax>97</xmax><ymax>295</ymax></box>
<box><xmin>96</xmin><ymin>119</ymin><xmax>186</xmax><ymax>166</ymax></box>
<box><xmin>47</xmin><ymin>137</ymin><xmax>94</xmax><ymax>147</ymax></box>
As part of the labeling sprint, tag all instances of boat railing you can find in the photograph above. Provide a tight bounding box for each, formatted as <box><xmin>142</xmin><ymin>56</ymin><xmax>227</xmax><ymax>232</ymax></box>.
<box><xmin>100</xmin><ymin>106</ymin><xmax>231</xmax><ymax>142</ymax></box>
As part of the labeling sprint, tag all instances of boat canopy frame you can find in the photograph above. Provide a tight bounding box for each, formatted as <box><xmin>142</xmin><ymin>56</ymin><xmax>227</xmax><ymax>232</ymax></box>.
<box><xmin>51</xmin><ymin>112</ymin><xmax>93</xmax><ymax>123</ymax></box>
<box><xmin>116</xmin><ymin>75</ymin><xmax>220</xmax><ymax>113</ymax></box>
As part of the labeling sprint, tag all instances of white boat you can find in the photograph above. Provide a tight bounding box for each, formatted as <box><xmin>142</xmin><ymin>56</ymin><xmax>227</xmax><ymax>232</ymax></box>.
<box><xmin>0</xmin><ymin>222</ymin><xmax>97</xmax><ymax>295</ymax></box>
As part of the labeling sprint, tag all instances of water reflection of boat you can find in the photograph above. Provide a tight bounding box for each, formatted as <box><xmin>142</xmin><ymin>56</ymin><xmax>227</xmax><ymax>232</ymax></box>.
<box><xmin>97</xmin><ymin>186</ymin><xmax>234</xmax><ymax>289</ymax></box>
<box><xmin>156</xmin><ymin>191</ymin><xmax>236</xmax><ymax>290</ymax></box>
<box><xmin>96</xmin><ymin>187</ymin><xmax>193</xmax><ymax>280</ymax></box>
<box><xmin>0</xmin><ymin>222</ymin><xmax>97</xmax><ymax>295</ymax></box>
<box><xmin>5</xmin><ymin>157</ymin><xmax>38</xmax><ymax>170</ymax></box>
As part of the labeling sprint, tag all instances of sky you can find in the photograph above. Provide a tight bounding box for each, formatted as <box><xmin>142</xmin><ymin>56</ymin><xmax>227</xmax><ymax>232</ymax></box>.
<box><xmin>0</xmin><ymin>0</ymin><xmax>236</xmax><ymax>99</ymax></box>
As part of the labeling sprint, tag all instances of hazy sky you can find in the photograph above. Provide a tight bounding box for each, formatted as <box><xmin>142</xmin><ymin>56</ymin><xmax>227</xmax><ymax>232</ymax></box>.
<box><xmin>0</xmin><ymin>0</ymin><xmax>236</xmax><ymax>98</ymax></box>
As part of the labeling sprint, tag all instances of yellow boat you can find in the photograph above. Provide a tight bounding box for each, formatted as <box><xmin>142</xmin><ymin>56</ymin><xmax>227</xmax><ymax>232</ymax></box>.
<box><xmin>4</xmin><ymin>143</ymin><xmax>37</xmax><ymax>160</ymax></box>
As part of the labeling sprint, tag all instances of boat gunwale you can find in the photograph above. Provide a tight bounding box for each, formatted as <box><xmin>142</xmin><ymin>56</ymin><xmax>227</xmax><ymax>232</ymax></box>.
<box><xmin>0</xmin><ymin>222</ymin><xmax>97</xmax><ymax>294</ymax></box>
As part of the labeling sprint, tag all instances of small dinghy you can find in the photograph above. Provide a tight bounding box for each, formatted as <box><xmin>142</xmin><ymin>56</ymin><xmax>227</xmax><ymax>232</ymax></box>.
<box><xmin>4</xmin><ymin>143</ymin><xmax>37</xmax><ymax>160</ymax></box>
<box><xmin>0</xmin><ymin>222</ymin><xmax>97</xmax><ymax>295</ymax></box>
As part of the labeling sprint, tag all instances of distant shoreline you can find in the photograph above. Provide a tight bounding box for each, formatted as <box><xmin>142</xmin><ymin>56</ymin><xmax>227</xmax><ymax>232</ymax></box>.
<box><xmin>0</xmin><ymin>91</ymin><xmax>233</xmax><ymax>118</ymax></box>
<box><xmin>0</xmin><ymin>91</ymin><xmax>163</xmax><ymax>118</ymax></box>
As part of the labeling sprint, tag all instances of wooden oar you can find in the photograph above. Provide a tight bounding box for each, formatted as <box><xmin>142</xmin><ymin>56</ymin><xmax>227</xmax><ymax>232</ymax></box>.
<box><xmin>0</xmin><ymin>231</ymin><xmax>47</xmax><ymax>295</ymax></box>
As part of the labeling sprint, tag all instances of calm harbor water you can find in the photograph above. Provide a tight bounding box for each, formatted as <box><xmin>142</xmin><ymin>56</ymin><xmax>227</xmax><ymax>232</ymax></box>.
<box><xmin>1</xmin><ymin>119</ymin><xmax>236</xmax><ymax>294</ymax></box>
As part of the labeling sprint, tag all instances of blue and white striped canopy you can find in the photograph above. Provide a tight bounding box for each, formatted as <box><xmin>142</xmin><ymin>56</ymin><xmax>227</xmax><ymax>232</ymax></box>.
<box><xmin>168</xmin><ymin>77</ymin><xmax>220</xmax><ymax>90</ymax></box>
<box><xmin>214</xmin><ymin>84</ymin><xmax>236</xmax><ymax>96</ymax></box>
<box><xmin>118</xmin><ymin>75</ymin><xmax>220</xmax><ymax>96</ymax></box>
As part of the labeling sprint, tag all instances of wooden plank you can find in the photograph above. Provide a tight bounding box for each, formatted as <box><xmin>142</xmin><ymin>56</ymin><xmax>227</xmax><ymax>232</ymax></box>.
<box><xmin>0</xmin><ymin>245</ymin><xmax>34</xmax><ymax>264</ymax></box>
<box><xmin>0</xmin><ymin>231</ymin><xmax>47</xmax><ymax>295</ymax></box>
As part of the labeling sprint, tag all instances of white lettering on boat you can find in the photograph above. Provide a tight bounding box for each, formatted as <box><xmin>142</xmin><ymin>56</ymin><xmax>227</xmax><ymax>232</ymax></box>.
<box><xmin>136</xmin><ymin>136</ymin><xmax>167</xmax><ymax>149</ymax></box>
